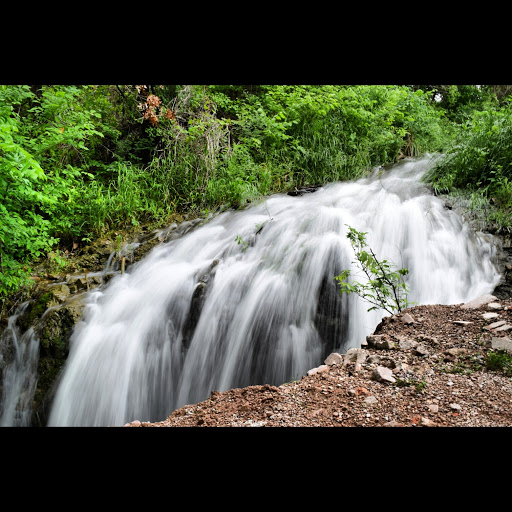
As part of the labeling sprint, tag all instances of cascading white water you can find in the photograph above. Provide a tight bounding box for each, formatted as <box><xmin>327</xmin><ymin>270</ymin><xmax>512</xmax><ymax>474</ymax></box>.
<box><xmin>0</xmin><ymin>302</ymin><xmax>40</xmax><ymax>426</ymax></box>
<box><xmin>47</xmin><ymin>156</ymin><xmax>501</xmax><ymax>426</ymax></box>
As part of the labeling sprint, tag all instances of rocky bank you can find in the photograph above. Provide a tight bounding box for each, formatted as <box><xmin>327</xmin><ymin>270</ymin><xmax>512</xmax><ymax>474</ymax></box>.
<box><xmin>127</xmin><ymin>294</ymin><xmax>512</xmax><ymax>427</ymax></box>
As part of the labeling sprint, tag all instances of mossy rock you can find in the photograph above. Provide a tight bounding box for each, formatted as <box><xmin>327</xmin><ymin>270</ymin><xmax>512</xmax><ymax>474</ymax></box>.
<box><xmin>38</xmin><ymin>295</ymin><xmax>85</xmax><ymax>358</ymax></box>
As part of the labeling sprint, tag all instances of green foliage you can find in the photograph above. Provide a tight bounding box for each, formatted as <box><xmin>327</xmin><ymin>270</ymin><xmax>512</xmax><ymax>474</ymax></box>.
<box><xmin>0</xmin><ymin>85</ymin><xmax>125</xmax><ymax>296</ymax></box>
<box><xmin>334</xmin><ymin>226</ymin><xmax>414</xmax><ymax>315</ymax></box>
<box><xmin>484</xmin><ymin>350</ymin><xmax>512</xmax><ymax>376</ymax></box>
<box><xmin>1</xmin><ymin>83</ymin><xmax>510</xmax><ymax>298</ymax></box>
<box><xmin>394</xmin><ymin>376</ymin><xmax>427</xmax><ymax>393</ymax></box>
<box><xmin>234</xmin><ymin>235</ymin><xmax>249</xmax><ymax>252</ymax></box>
<box><xmin>424</xmin><ymin>99</ymin><xmax>512</xmax><ymax>231</ymax></box>
<box><xmin>216</xmin><ymin>85</ymin><xmax>447</xmax><ymax>187</ymax></box>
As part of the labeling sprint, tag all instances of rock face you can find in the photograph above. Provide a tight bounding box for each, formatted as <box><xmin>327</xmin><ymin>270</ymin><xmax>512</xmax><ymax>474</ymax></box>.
<box><xmin>181</xmin><ymin>258</ymin><xmax>220</xmax><ymax>348</ymax></box>
<box><xmin>11</xmin><ymin>283</ymin><xmax>89</xmax><ymax>425</ymax></box>
<box><xmin>493</xmin><ymin>235</ymin><xmax>512</xmax><ymax>300</ymax></box>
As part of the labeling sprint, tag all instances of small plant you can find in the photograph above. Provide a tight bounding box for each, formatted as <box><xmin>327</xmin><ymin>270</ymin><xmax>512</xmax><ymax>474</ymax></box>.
<box><xmin>334</xmin><ymin>225</ymin><xmax>414</xmax><ymax>315</ymax></box>
<box><xmin>47</xmin><ymin>250</ymin><xmax>68</xmax><ymax>270</ymax></box>
<box><xmin>484</xmin><ymin>350</ymin><xmax>512</xmax><ymax>377</ymax></box>
<box><xmin>234</xmin><ymin>234</ymin><xmax>249</xmax><ymax>252</ymax></box>
<box><xmin>394</xmin><ymin>377</ymin><xmax>427</xmax><ymax>393</ymax></box>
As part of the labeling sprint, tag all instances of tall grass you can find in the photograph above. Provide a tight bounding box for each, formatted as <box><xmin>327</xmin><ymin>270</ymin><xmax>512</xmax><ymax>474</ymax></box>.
<box><xmin>424</xmin><ymin>102</ymin><xmax>512</xmax><ymax>231</ymax></box>
<box><xmin>77</xmin><ymin>162</ymin><xmax>176</xmax><ymax>238</ymax></box>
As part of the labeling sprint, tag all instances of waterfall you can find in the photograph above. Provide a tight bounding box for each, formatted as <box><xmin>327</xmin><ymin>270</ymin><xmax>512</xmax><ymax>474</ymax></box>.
<box><xmin>0</xmin><ymin>302</ymin><xmax>40</xmax><ymax>426</ymax></box>
<box><xmin>46</xmin><ymin>156</ymin><xmax>501</xmax><ymax>426</ymax></box>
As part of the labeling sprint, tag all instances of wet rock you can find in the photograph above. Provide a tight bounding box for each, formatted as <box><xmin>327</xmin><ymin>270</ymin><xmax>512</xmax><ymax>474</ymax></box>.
<box><xmin>31</xmin><ymin>293</ymin><xmax>87</xmax><ymax>426</ymax></box>
<box><xmin>182</xmin><ymin>259</ymin><xmax>220</xmax><ymax>348</ymax></box>
<box><xmin>287</xmin><ymin>185</ymin><xmax>321</xmax><ymax>197</ymax></box>
<box><xmin>50</xmin><ymin>284</ymin><xmax>70</xmax><ymax>302</ymax></box>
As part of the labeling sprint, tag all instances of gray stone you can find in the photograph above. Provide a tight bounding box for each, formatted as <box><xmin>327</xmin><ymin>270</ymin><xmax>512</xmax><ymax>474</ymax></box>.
<box><xmin>324</xmin><ymin>352</ymin><xmax>343</xmax><ymax>366</ymax></box>
<box><xmin>444</xmin><ymin>347</ymin><xmax>468</xmax><ymax>357</ymax></box>
<box><xmin>400</xmin><ymin>312</ymin><xmax>415</xmax><ymax>324</ymax></box>
<box><xmin>414</xmin><ymin>344</ymin><xmax>429</xmax><ymax>357</ymax></box>
<box><xmin>488</xmin><ymin>302</ymin><xmax>503</xmax><ymax>310</ymax></box>
<box><xmin>371</xmin><ymin>366</ymin><xmax>396</xmax><ymax>384</ymax></box>
<box><xmin>488</xmin><ymin>336</ymin><xmax>512</xmax><ymax>352</ymax></box>
<box><xmin>482</xmin><ymin>312</ymin><xmax>500</xmax><ymax>320</ymax></box>
<box><xmin>307</xmin><ymin>365</ymin><xmax>329</xmax><ymax>376</ymax></box>
<box><xmin>343</xmin><ymin>348</ymin><xmax>368</xmax><ymax>366</ymax></box>
<box><xmin>495</xmin><ymin>324</ymin><xmax>512</xmax><ymax>332</ymax></box>
<box><xmin>51</xmin><ymin>284</ymin><xmax>70</xmax><ymax>302</ymax></box>
<box><xmin>484</xmin><ymin>320</ymin><xmax>507</xmax><ymax>331</ymax></box>
<box><xmin>366</xmin><ymin>334</ymin><xmax>395</xmax><ymax>350</ymax></box>
<box><xmin>398</xmin><ymin>338</ymin><xmax>418</xmax><ymax>350</ymax></box>
<box><xmin>460</xmin><ymin>294</ymin><xmax>498</xmax><ymax>309</ymax></box>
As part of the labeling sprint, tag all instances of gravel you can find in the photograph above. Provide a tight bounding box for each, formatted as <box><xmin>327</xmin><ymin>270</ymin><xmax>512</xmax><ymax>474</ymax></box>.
<box><xmin>125</xmin><ymin>296</ymin><xmax>512</xmax><ymax>427</ymax></box>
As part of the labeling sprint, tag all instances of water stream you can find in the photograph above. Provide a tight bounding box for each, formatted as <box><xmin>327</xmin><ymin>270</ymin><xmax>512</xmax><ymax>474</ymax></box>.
<box><xmin>0</xmin><ymin>302</ymin><xmax>39</xmax><ymax>426</ymax></box>
<box><xmin>32</xmin><ymin>156</ymin><xmax>501</xmax><ymax>426</ymax></box>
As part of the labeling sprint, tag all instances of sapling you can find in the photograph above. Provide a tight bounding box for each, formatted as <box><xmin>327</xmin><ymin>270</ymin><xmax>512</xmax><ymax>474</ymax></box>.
<box><xmin>334</xmin><ymin>225</ymin><xmax>414</xmax><ymax>315</ymax></box>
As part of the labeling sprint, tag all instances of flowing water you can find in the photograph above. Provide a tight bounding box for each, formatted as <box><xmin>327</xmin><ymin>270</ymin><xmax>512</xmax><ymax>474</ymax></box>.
<box><xmin>43</xmin><ymin>156</ymin><xmax>501</xmax><ymax>426</ymax></box>
<box><xmin>0</xmin><ymin>302</ymin><xmax>39</xmax><ymax>426</ymax></box>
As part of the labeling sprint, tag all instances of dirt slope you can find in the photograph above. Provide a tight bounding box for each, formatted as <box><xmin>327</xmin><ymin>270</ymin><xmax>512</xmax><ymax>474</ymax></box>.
<box><xmin>125</xmin><ymin>295</ymin><xmax>512</xmax><ymax>427</ymax></box>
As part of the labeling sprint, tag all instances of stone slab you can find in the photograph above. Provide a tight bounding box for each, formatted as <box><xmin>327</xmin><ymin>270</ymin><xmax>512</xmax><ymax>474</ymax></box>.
<box><xmin>460</xmin><ymin>294</ymin><xmax>498</xmax><ymax>309</ymax></box>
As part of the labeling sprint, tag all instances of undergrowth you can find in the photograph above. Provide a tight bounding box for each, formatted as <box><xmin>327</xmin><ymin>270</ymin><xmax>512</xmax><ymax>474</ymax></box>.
<box><xmin>1</xmin><ymin>84</ymin><xmax>511</xmax><ymax>298</ymax></box>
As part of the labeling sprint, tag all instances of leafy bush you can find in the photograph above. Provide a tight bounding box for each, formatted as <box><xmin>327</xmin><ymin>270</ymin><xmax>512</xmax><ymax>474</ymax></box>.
<box><xmin>334</xmin><ymin>226</ymin><xmax>414</xmax><ymax>315</ymax></box>
<box><xmin>0</xmin><ymin>85</ymin><xmax>120</xmax><ymax>295</ymax></box>
<box><xmin>484</xmin><ymin>350</ymin><xmax>512</xmax><ymax>377</ymax></box>
<box><xmin>1</xmin><ymin>83</ymin><xmax>507</xmax><ymax>298</ymax></box>
<box><xmin>424</xmin><ymin>99</ymin><xmax>512</xmax><ymax>230</ymax></box>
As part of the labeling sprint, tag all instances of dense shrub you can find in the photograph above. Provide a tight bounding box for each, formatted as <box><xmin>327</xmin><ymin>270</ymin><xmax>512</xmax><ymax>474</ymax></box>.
<box><xmin>1</xmin><ymin>83</ymin><xmax>508</xmax><ymax>297</ymax></box>
<box><xmin>424</xmin><ymin>99</ymin><xmax>512</xmax><ymax>230</ymax></box>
